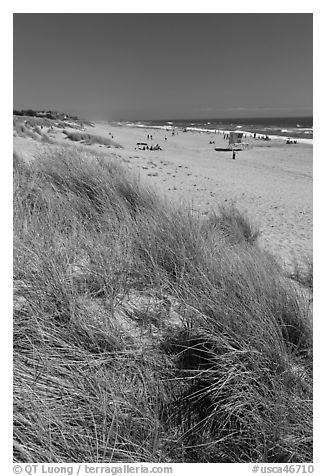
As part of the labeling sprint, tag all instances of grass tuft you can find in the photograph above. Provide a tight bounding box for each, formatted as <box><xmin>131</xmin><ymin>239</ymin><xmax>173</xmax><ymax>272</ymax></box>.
<box><xmin>63</xmin><ymin>130</ymin><xmax>122</xmax><ymax>148</ymax></box>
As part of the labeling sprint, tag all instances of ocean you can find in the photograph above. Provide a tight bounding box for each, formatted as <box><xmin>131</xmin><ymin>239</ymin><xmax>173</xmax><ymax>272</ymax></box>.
<box><xmin>120</xmin><ymin>116</ymin><xmax>313</xmax><ymax>141</ymax></box>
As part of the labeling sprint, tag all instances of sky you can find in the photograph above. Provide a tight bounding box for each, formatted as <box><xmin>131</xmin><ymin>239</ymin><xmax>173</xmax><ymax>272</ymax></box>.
<box><xmin>13</xmin><ymin>13</ymin><xmax>313</xmax><ymax>121</ymax></box>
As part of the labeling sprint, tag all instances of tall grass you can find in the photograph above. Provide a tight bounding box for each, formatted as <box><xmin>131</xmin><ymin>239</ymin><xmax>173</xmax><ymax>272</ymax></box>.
<box><xmin>13</xmin><ymin>146</ymin><xmax>313</xmax><ymax>463</ymax></box>
<box><xmin>63</xmin><ymin>130</ymin><xmax>122</xmax><ymax>149</ymax></box>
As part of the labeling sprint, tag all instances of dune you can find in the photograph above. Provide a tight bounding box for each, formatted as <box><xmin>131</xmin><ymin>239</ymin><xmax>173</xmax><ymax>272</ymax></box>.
<box><xmin>13</xmin><ymin>118</ymin><xmax>313</xmax><ymax>463</ymax></box>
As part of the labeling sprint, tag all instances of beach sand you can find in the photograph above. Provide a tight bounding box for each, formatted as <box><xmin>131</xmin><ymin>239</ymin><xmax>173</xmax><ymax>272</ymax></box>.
<box><xmin>87</xmin><ymin>122</ymin><xmax>312</xmax><ymax>271</ymax></box>
<box><xmin>14</xmin><ymin>121</ymin><xmax>313</xmax><ymax>271</ymax></box>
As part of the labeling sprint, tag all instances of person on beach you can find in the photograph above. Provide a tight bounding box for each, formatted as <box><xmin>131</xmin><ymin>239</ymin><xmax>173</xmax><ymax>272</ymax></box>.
<box><xmin>232</xmin><ymin>150</ymin><xmax>236</xmax><ymax>160</ymax></box>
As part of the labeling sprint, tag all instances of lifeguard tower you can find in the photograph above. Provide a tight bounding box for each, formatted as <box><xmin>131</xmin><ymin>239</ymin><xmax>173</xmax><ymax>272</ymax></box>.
<box><xmin>228</xmin><ymin>131</ymin><xmax>244</xmax><ymax>150</ymax></box>
<box><xmin>214</xmin><ymin>130</ymin><xmax>250</xmax><ymax>153</ymax></box>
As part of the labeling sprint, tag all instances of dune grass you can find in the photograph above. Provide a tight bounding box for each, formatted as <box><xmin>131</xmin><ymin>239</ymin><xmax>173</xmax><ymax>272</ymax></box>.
<box><xmin>288</xmin><ymin>258</ymin><xmax>313</xmax><ymax>291</ymax></box>
<box><xmin>13</xmin><ymin>117</ymin><xmax>54</xmax><ymax>143</ymax></box>
<box><xmin>13</xmin><ymin>146</ymin><xmax>312</xmax><ymax>463</ymax></box>
<box><xmin>63</xmin><ymin>130</ymin><xmax>122</xmax><ymax>149</ymax></box>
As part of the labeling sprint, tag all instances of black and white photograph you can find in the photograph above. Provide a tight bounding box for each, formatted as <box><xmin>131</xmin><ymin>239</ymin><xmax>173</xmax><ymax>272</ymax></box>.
<box><xmin>12</xmin><ymin>10</ymin><xmax>313</xmax><ymax>469</ymax></box>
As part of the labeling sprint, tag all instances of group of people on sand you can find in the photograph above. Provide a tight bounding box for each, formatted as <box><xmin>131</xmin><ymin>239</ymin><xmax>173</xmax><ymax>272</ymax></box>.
<box><xmin>136</xmin><ymin>143</ymin><xmax>162</xmax><ymax>151</ymax></box>
<box><xmin>251</xmin><ymin>133</ymin><xmax>270</xmax><ymax>140</ymax></box>
<box><xmin>286</xmin><ymin>138</ymin><xmax>298</xmax><ymax>144</ymax></box>
<box><xmin>148</xmin><ymin>144</ymin><xmax>162</xmax><ymax>151</ymax></box>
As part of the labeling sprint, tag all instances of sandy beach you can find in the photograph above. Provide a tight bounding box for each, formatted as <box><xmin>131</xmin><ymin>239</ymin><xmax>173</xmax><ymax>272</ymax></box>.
<box><xmin>14</xmin><ymin>121</ymin><xmax>312</xmax><ymax>271</ymax></box>
<box><xmin>90</xmin><ymin>122</ymin><xmax>313</xmax><ymax>271</ymax></box>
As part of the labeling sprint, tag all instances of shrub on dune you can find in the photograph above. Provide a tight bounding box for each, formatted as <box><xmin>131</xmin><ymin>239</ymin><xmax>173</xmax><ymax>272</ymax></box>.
<box><xmin>205</xmin><ymin>204</ymin><xmax>260</xmax><ymax>245</ymax></box>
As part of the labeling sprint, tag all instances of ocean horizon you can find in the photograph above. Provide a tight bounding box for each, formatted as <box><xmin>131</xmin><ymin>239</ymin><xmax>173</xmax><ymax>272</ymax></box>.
<box><xmin>118</xmin><ymin>115</ymin><xmax>313</xmax><ymax>141</ymax></box>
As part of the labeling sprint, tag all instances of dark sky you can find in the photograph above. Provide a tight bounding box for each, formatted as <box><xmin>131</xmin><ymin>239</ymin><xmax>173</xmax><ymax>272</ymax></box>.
<box><xmin>13</xmin><ymin>13</ymin><xmax>313</xmax><ymax>121</ymax></box>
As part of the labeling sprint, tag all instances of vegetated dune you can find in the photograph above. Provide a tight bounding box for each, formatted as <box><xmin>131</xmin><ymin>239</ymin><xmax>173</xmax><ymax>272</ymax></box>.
<box><xmin>13</xmin><ymin>109</ymin><xmax>94</xmax><ymax>128</ymax></box>
<box><xmin>13</xmin><ymin>145</ymin><xmax>312</xmax><ymax>463</ymax></box>
<box><xmin>13</xmin><ymin>116</ymin><xmax>54</xmax><ymax>143</ymax></box>
<box><xmin>63</xmin><ymin>130</ymin><xmax>123</xmax><ymax>148</ymax></box>
<box><xmin>13</xmin><ymin>113</ymin><xmax>95</xmax><ymax>146</ymax></box>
